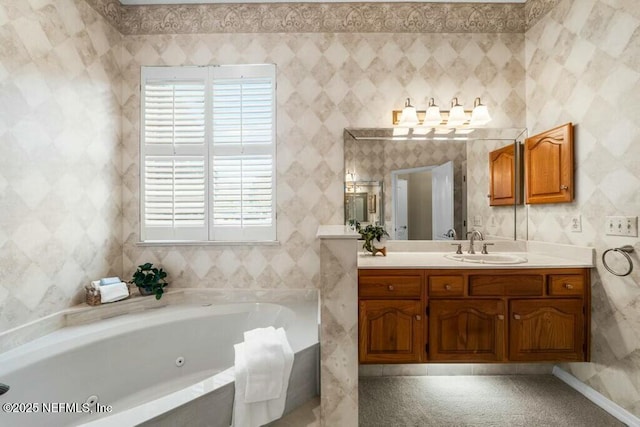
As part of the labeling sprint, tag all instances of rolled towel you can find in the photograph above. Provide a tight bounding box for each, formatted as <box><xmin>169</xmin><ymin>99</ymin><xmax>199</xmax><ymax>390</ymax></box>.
<box><xmin>100</xmin><ymin>277</ymin><xmax>122</xmax><ymax>286</ymax></box>
<box><xmin>243</xmin><ymin>326</ymin><xmax>285</xmax><ymax>403</ymax></box>
<box><xmin>100</xmin><ymin>282</ymin><xmax>129</xmax><ymax>303</ymax></box>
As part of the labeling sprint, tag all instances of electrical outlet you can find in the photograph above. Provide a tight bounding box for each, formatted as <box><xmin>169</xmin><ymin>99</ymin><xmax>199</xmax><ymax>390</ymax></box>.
<box><xmin>605</xmin><ymin>216</ymin><xmax>638</xmax><ymax>237</ymax></box>
<box><xmin>473</xmin><ymin>215</ymin><xmax>482</xmax><ymax>227</ymax></box>
<box><xmin>569</xmin><ymin>215</ymin><xmax>582</xmax><ymax>232</ymax></box>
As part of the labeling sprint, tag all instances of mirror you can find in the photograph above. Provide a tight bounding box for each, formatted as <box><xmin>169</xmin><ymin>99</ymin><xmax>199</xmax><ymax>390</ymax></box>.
<box><xmin>344</xmin><ymin>128</ymin><xmax>527</xmax><ymax>240</ymax></box>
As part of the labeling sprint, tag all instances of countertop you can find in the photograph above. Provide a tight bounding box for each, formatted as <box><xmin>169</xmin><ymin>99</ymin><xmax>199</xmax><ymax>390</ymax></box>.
<box><xmin>357</xmin><ymin>251</ymin><xmax>593</xmax><ymax>269</ymax></box>
<box><xmin>357</xmin><ymin>240</ymin><xmax>595</xmax><ymax>269</ymax></box>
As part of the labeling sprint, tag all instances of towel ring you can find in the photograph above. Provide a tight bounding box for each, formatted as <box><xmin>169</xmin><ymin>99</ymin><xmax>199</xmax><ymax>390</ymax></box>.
<box><xmin>602</xmin><ymin>245</ymin><xmax>634</xmax><ymax>277</ymax></box>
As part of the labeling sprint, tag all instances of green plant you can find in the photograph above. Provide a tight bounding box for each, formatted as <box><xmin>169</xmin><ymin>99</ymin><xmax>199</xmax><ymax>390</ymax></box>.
<box><xmin>356</xmin><ymin>224</ymin><xmax>389</xmax><ymax>253</ymax></box>
<box><xmin>130</xmin><ymin>263</ymin><xmax>168</xmax><ymax>300</ymax></box>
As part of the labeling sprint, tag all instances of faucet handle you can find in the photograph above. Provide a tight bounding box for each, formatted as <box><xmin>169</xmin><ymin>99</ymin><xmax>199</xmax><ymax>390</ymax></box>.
<box><xmin>450</xmin><ymin>243</ymin><xmax>463</xmax><ymax>254</ymax></box>
<box><xmin>481</xmin><ymin>243</ymin><xmax>495</xmax><ymax>254</ymax></box>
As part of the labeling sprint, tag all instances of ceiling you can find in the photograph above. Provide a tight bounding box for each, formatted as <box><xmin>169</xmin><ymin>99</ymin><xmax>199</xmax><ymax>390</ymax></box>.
<box><xmin>121</xmin><ymin>0</ymin><xmax>526</xmax><ymax>4</ymax></box>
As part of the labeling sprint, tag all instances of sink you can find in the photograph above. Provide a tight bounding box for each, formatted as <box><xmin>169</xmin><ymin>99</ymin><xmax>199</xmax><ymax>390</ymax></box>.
<box><xmin>444</xmin><ymin>253</ymin><xmax>528</xmax><ymax>265</ymax></box>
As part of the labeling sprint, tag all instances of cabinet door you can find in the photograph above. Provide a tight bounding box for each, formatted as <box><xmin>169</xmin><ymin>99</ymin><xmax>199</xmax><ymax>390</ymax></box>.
<box><xmin>525</xmin><ymin>123</ymin><xmax>573</xmax><ymax>204</ymax></box>
<box><xmin>509</xmin><ymin>299</ymin><xmax>584</xmax><ymax>362</ymax></box>
<box><xmin>429</xmin><ymin>299</ymin><xmax>505</xmax><ymax>362</ymax></box>
<box><xmin>359</xmin><ymin>299</ymin><xmax>423</xmax><ymax>363</ymax></box>
<box><xmin>489</xmin><ymin>144</ymin><xmax>516</xmax><ymax>206</ymax></box>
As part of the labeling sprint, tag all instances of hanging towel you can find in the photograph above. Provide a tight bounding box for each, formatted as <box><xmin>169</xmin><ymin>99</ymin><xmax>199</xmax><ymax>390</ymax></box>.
<box><xmin>100</xmin><ymin>282</ymin><xmax>129</xmax><ymax>303</ymax></box>
<box><xmin>243</xmin><ymin>326</ymin><xmax>285</xmax><ymax>403</ymax></box>
<box><xmin>232</xmin><ymin>327</ymin><xmax>294</xmax><ymax>427</ymax></box>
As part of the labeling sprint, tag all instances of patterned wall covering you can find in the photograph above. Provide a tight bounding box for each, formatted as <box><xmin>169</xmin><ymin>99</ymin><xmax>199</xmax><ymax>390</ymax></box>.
<box><xmin>85</xmin><ymin>0</ymin><xmax>527</xmax><ymax>34</ymax></box>
<box><xmin>525</xmin><ymin>0</ymin><xmax>640</xmax><ymax>416</ymax></box>
<box><xmin>0</xmin><ymin>0</ymin><xmax>123</xmax><ymax>330</ymax></box>
<box><xmin>119</xmin><ymin>31</ymin><xmax>526</xmax><ymax>291</ymax></box>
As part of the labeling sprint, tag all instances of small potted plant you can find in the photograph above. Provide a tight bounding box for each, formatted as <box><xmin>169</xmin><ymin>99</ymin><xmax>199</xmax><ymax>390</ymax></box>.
<box><xmin>356</xmin><ymin>223</ymin><xmax>389</xmax><ymax>255</ymax></box>
<box><xmin>130</xmin><ymin>263</ymin><xmax>169</xmax><ymax>300</ymax></box>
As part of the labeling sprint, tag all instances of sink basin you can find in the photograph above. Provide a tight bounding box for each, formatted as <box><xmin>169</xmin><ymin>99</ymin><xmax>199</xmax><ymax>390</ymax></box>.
<box><xmin>444</xmin><ymin>253</ymin><xmax>528</xmax><ymax>265</ymax></box>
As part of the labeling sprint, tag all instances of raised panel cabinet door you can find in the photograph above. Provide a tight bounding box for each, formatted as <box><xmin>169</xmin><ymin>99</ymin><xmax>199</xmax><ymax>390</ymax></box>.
<box><xmin>429</xmin><ymin>299</ymin><xmax>505</xmax><ymax>362</ymax></box>
<box><xmin>509</xmin><ymin>299</ymin><xmax>584</xmax><ymax>362</ymax></box>
<box><xmin>489</xmin><ymin>144</ymin><xmax>516</xmax><ymax>206</ymax></box>
<box><xmin>359</xmin><ymin>299</ymin><xmax>423</xmax><ymax>363</ymax></box>
<box><xmin>525</xmin><ymin>122</ymin><xmax>574</xmax><ymax>204</ymax></box>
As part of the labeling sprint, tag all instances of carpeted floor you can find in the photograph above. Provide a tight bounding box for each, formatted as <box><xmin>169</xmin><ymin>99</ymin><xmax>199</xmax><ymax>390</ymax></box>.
<box><xmin>359</xmin><ymin>375</ymin><xmax>625</xmax><ymax>427</ymax></box>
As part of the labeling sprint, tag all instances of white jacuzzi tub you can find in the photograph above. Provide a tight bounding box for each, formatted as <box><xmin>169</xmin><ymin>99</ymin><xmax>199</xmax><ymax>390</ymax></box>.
<box><xmin>0</xmin><ymin>290</ymin><xmax>319</xmax><ymax>427</ymax></box>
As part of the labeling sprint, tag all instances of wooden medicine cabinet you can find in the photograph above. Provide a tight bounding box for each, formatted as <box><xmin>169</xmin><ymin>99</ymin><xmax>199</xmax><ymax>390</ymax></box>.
<box><xmin>488</xmin><ymin>144</ymin><xmax>518</xmax><ymax>206</ymax></box>
<box><xmin>524</xmin><ymin>123</ymin><xmax>574</xmax><ymax>204</ymax></box>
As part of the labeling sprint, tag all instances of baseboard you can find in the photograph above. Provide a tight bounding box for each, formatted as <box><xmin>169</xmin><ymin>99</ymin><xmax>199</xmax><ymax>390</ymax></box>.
<box><xmin>552</xmin><ymin>366</ymin><xmax>640</xmax><ymax>427</ymax></box>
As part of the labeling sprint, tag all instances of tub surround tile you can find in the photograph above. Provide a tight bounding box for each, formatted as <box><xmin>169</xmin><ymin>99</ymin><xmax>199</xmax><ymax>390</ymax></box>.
<box><xmin>0</xmin><ymin>289</ymin><xmax>317</xmax><ymax>354</ymax></box>
<box><xmin>319</xmin><ymin>237</ymin><xmax>359</xmax><ymax>426</ymax></box>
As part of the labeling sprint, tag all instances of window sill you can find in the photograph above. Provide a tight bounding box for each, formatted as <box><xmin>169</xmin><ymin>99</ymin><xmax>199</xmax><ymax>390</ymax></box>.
<box><xmin>136</xmin><ymin>240</ymin><xmax>281</xmax><ymax>247</ymax></box>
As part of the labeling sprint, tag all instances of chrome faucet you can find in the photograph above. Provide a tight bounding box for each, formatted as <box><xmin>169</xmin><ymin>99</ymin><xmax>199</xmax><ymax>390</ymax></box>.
<box><xmin>467</xmin><ymin>230</ymin><xmax>484</xmax><ymax>254</ymax></box>
<box><xmin>444</xmin><ymin>228</ymin><xmax>457</xmax><ymax>240</ymax></box>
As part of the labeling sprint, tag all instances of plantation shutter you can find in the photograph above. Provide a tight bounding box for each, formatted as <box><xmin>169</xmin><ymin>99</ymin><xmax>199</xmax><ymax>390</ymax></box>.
<box><xmin>141</xmin><ymin>67</ymin><xmax>209</xmax><ymax>241</ymax></box>
<box><xmin>210</xmin><ymin>65</ymin><xmax>276</xmax><ymax>241</ymax></box>
<box><xmin>140</xmin><ymin>65</ymin><xmax>276</xmax><ymax>242</ymax></box>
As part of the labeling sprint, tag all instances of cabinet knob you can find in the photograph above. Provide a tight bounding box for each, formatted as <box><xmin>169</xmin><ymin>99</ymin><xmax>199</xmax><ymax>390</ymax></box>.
<box><xmin>563</xmin><ymin>283</ymin><xmax>574</xmax><ymax>289</ymax></box>
<box><xmin>415</xmin><ymin>315</ymin><xmax>421</xmax><ymax>321</ymax></box>
<box><xmin>513</xmin><ymin>314</ymin><xmax>521</xmax><ymax>320</ymax></box>
<box><xmin>444</xmin><ymin>284</ymin><xmax>452</xmax><ymax>291</ymax></box>
<box><xmin>387</xmin><ymin>285</ymin><xmax>394</xmax><ymax>291</ymax></box>
<box><xmin>561</xmin><ymin>185</ymin><xmax>569</xmax><ymax>190</ymax></box>
<box><xmin>497</xmin><ymin>314</ymin><xmax>504</xmax><ymax>320</ymax></box>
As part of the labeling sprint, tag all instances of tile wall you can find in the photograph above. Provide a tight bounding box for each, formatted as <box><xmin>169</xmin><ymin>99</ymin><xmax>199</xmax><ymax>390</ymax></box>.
<box><xmin>119</xmin><ymin>32</ymin><xmax>526</xmax><ymax>291</ymax></box>
<box><xmin>0</xmin><ymin>0</ymin><xmax>122</xmax><ymax>330</ymax></box>
<box><xmin>525</xmin><ymin>0</ymin><xmax>640</xmax><ymax>415</ymax></box>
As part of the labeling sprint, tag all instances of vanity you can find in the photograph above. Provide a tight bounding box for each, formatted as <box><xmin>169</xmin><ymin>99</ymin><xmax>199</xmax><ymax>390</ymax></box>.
<box><xmin>357</xmin><ymin>242</ymin><xmax>593</xmax><ymax>365</ymax></box>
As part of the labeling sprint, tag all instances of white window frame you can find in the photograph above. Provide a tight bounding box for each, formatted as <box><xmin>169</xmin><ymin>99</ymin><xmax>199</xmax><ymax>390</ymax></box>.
<box><xmin>140</xmin><ymin>64</ymin><xmax>277</xmax><ymax>243</ymax></box>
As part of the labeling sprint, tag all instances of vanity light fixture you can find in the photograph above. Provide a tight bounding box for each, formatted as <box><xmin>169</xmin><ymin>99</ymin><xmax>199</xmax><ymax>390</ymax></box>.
<box><xmin>447</xmin><ymin>97</ymin><xmax>468</xmax><ymax>127</ymax></box>
<box><xmin>470</xmin><ymin>97</ymin><xmax>492</xmax><ymax>126</ymax></box>
<box><xmin>392</xmin><ymin>96</ymin><xmax>491</xmax><ymax>127</ymax></box>
<box><xmin>423</xmin><ymin>98</ymin><xmax>443</xmax><ymax>126</ymax></box>
<box><xmin>398</xmin><ymin>98</ymin><xmax>419</xmax><ymax>127</ymax></box>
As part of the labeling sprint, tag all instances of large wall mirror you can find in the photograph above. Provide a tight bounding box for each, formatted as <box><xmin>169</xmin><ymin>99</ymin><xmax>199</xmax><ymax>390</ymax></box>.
<box><xmin>344</xmin><ymin>128</ymin><xmax>527</xmax><ymax>241</ymax></box>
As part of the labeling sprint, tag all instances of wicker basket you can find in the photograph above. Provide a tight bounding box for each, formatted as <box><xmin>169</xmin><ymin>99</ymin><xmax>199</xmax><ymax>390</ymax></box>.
<box><xmin>85</xmin><ymin>283</ymin><xmax>132</xmax><ymax>306</ymax></box>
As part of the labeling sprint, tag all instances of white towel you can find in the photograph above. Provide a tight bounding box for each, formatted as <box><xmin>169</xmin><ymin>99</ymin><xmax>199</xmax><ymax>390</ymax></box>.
<box><xmin>100</xmin><ymin>282</ymin><xmax>129</xmax><ymax>303</ymax></box>
<box><xmin>243</xmin><ymin>326</ymin><xmax>285</xmax><ymax>403</ymax></box>
<box><xmin>232</xmin><ymin>327</ymin><xmax>294</xmax><ymax>427</ymax></box>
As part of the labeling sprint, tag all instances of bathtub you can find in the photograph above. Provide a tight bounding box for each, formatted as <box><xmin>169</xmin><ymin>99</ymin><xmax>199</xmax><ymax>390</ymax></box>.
<box><xmin>0</xmin><ymin>291</ymin><xmax>319</xmax><ymax>427</ymax></box>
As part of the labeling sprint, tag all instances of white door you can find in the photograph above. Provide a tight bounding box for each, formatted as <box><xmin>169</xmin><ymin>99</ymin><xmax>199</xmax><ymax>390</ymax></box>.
<box><xmin>432</xmin><ymin>161</ymin><xmax>454</xmax><ymax>240</ymax></box>
<box><xmin>395</xmin><ymin>178</ymin><xmax>409</xmax><ymax>240</ymax></box>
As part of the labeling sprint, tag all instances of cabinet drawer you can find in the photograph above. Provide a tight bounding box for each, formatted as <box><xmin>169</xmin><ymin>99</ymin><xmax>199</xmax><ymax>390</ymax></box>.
<box><xmin>469</xmin><ymin>275</ymin><xmax>543</xmax><ymax>296</ymax></box>
<box><xmin>359</xmin><ymin>276</ymin><xmax>422</xmax><ymax>298</ymax></box>
<box><xmin>548</xmin><ymin>275</ymin><xmax>585</xmax><ymax>296</ymax></box>
<box><xmin>429</xmin><ymin>276</ymin><xmax>464</xmax><ymax>297</ymax></box>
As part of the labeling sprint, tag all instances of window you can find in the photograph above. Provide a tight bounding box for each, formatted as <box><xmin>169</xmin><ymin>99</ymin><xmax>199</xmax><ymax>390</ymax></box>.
<box><xmin>140</xmin><ymin>64</ymin><xmax>276</xmax><ymax>242</ymax></box>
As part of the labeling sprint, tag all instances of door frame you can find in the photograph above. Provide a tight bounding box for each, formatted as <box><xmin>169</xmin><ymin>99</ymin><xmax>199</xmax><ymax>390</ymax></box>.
<box><xmin>391</xmin><ymin>165</ymin><xmax>435</xmax><ymax>240</ymax></box>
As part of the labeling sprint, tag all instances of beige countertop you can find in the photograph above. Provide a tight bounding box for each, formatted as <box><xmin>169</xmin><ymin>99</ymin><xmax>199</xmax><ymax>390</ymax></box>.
<box><xmin>357</xmin><ymin>240</ymin><xmax>595</xmax><ymax>269</ymax></box>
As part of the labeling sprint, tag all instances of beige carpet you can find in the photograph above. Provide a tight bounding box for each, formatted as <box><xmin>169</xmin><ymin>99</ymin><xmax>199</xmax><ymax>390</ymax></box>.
<box><xmin>359</xmin><ymin>375</ymin><xmax>625</xmax><ymax>427</ymax></box>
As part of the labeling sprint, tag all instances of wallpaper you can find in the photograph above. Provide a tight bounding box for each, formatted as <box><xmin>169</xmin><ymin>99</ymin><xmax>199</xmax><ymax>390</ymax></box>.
<box><xmin>85</xmin><ymin>0</ymin><xmax>527</xmax><ymax>34</ymax></box>
<box><xmin>0</xmin><ymin>0</ymin><xmax>123</xmax><ymax>330</ymax></box>
<box><xmin>525</xmin><ymin>0</ymin><xmax>640</xmax><ymax>416</ymax></box>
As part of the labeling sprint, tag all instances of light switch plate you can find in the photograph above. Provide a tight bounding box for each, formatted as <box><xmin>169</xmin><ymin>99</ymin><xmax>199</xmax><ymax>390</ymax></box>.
<box><xmin>473</xmin><ymin>215</ymin><xmax>482</xmax><ymax>227</ymax></box>
<box><xmin>605</xmin><ymin>216</ymin><xmax>638</xmax><ymax>237</ymax></box>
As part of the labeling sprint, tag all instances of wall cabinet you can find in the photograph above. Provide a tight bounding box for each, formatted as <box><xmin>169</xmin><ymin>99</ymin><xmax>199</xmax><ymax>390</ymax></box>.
<box><xmin>488</xmin><ymin>144</ymin><xmax>517</xmax><ymax>206</ymax></box>
<box><xmin>358</xmin><ymin>268</ymin><xmax>590</xmax><ymax>364</ymax></box>
<box><xmin>525</xmin><ymin>123</ymin><xmax>574</xmax><ymax>204</ymax></box>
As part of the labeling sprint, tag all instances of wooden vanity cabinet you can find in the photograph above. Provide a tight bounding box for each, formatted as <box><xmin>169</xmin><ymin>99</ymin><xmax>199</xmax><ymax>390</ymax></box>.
<box><xmin>358</xmin><ymin>268</ymin><xmax>590</xmax><ymax>364</ymax></box>
<box><xmin>358</xmin><ymin>270</ymin><xmax>425</xmax><ymax>363</ymax></box>
<box><xmin>525</xmin><ymin>123</ymin><xmax>574</xmax><ymax>204</ymax></box>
